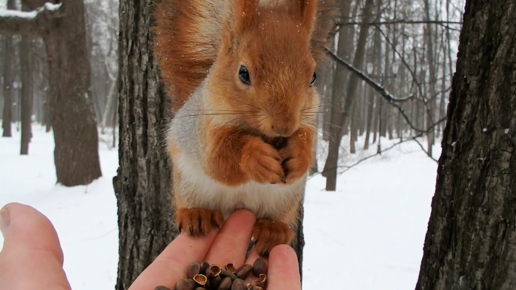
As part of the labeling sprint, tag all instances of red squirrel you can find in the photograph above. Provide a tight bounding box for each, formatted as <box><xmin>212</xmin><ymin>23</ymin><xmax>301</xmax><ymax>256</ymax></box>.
<box><xmin>153</xmin><ymin>0</ymin><xmax>335</xmax><ymax>255</ymax></box>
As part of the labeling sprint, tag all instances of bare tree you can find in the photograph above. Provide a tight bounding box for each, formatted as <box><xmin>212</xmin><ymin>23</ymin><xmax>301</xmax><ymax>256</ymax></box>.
<box><xmin>1</xmin><ymin>0</ymin><xmax>16</xmax><ymax>138</ymax></box>
<box><xmin>323</xmin><ymin>0</ymin><xmax>376</xmax><ymax>191</ymax></box>
<box><xmin>0</xmin><ymin>0</ymin><xmax>102</xmax><ymax>186</ymax></box>
<box><xmin>19</xmin><ymin>3</ymin><xmax>33</xmax><ymax>155</ymax></box>
<box><xmin>114</xmin><ymin>0</ymin><xmax>177</xmax><ymax>287</ymax></box>
<box><xmin>416</xmin><ymin>0</ymin><xmax>516</xmax><ymax>288</ymax></box>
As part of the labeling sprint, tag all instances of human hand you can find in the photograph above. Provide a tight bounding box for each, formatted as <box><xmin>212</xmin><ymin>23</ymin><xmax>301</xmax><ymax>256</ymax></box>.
<box><xmin>0</xmin><ymin>203</ymin><xmax>301</xmax><ymax>290</ymax></box>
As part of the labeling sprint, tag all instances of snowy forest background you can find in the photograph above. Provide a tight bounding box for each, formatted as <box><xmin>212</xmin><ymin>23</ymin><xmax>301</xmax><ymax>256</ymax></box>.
<box><xmin>0</xmin><ymin>0</ymin><xmax>466</xmax><ymax>289</ymax></box>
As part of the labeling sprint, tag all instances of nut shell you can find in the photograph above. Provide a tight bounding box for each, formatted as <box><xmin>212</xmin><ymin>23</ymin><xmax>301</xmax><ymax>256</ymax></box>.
<box><xmin>210</xmin><ymin>275</ymin><xmax>222</xmax><ymax>289</ymax></box>
<box><xmin>225</xmin><ymin>263</ymin><xmax>237</xmax><ymax>274</ymax></box>
<box><xmin>174</xmin><ymin>278</ymin><xmax>196</xmax><ymax>290</ymax></box>
<box><xmin>200</xmin><ymin>261</ymin><xmax>210</xmax><ymax>274</ymax></box>
<box><xmin>206</xmin><ymin>264</ymin><xmax>222</xmax><ymax>278</ymax></box>
<box><xmin>252</xmin><ymin>258</ymin><xmax>267</xmax><ymax>277</ymax></box>
<box><xmin>235</xmin><ymin>264</ymin><xmax>253</xmax><ymax>280</ymax></box>
<box><xmin>231</xmin><ymin>279</ymin><xmax>246</xmax><ymax>290</ymax></box>
<box><xmin>254</xmin><ymin>274</ymin><xmax>267</xmax><ymax>288</ymax></box>
<box><xmin>193</xmin><ymin>274</ymin><xmax>208</xmax><ymax>286</ymax></box>
<box><xmin>220</xmin><ymin>269</ymin><xmax>237</xmax><ymax>280</ymax></box>
<box><xmin>217</xmin><ymin>277</ymin><xmax>232</xmax><ymax>290</ymax></box>
<box><xmin>188</xmin><ymin>262</ymin><xmax>201</xmax><ymax>279</ymax></box>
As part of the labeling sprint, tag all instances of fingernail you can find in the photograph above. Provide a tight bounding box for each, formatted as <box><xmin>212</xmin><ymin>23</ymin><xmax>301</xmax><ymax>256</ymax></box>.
<box><xmin>0</xmin><ymin>207</ymin><xmax>11</xmax><ymax>235</ymax></box>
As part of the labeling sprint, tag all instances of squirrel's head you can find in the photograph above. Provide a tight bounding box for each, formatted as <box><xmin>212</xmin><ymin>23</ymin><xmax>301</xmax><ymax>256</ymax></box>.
<box><xmin>208</xmin><ymin>0</ymin><xmax>320</xmax><ymax>137</ymax></box>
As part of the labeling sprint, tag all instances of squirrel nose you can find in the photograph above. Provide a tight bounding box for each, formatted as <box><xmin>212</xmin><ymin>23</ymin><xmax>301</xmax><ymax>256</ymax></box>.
<box><xmin>271</xmin><ymin>125</ymin><xmax>295</xmax><ymax>137</ymax></box>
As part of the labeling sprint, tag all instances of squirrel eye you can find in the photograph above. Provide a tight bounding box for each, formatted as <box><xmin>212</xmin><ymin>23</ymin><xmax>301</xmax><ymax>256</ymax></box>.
<box><xmin>239</xmin><ymin>65</ymin><xmax>251</xmax><ymax>85</ymax></box>
<box><xmin>310</xmin><ymin>72</ymin><xmax>316</xmax><ymax>86</ymax></box>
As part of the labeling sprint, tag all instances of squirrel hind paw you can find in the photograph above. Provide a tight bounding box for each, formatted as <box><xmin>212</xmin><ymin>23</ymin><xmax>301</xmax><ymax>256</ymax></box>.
<box><xmin>176</xmin><ymin>208</ymin><xmax>224</xmax><ymax>237</ymax></box>
<box><xmin>252</xmin><ymin>219</ymin><xmax>294</xmax><ymax>257</ymax></box>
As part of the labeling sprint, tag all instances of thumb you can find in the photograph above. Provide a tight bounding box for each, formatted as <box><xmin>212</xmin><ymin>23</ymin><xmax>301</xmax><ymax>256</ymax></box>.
<box><xmin>0</xmin><ymin>203</ymin><xmax>71</xmax><ymax>290</ymax></box>
<box><xmin>267</xmin><ymin>245</ymin><xmax>301</xmax><ymax>290</ymax></box>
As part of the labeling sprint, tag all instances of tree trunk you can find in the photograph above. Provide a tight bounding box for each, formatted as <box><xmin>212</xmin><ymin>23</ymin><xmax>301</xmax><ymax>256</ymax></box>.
<box><xmin>416</xmin><ymin>1</ymin><xmax>516</xmax><ymax>289</ymax></box>
<box><xmin>0</xmin><ymin>0</ymin><xmax>102</xmax><ymax>185</ymax></box>
<box><xmin>41</xmin><ymin>0</ymin><xmax>102</xmax><ymax>186</ymax></box>
<box><xmin>323</xmin><ymin>0</ymin><xmax>375</xmax><ymax>191</ymax></box>
<box><xmin>363</xmin><ymin>86</ymin><xmax>374</xmax><ymax>150</ymax></box>
<box><xmin>114</xmin><ymin>0</ymin><xmax>306</xmax><ymax>288</ymax></box>
<box><xmin>19</xmin><ymin>3</ymin><xmax>33</xmax><ymax>155</ymax></box>
<box><xmin>321</xmin><ymin>0</ymin><xmax>354</xmax><ymax>189</ymax></box>
<box><xmin>423</xmin><ymin>0</ymin><xmax>436</xmax><ymax>157</ymax></box>
<box><xmin>2</xmin><ymin>0</ymin><xmax>16</xmax><ymax>138</ymax></box>
<box><xmin>113</xmin><ymin>0</ymin><xmax>178</xmax><ymax>288</ymax></box>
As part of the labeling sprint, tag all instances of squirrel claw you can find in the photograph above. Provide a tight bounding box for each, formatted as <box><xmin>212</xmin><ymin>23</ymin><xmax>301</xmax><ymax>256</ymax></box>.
<box><xmin>253</xmin><ymin>219</ymin><xmax>294</xmax><ymax>257</ymax></box>
<box><xmin>176</xmin><ymin>208</ymin><xmax>224</xmax><ymax>237</ymax></box>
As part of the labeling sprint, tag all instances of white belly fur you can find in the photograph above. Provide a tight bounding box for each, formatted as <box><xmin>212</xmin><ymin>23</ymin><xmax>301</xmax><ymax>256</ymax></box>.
<box><xmin>174</xmin><ymin>151</ymin><xmax>305</xmax><ymax>220</ymax></box>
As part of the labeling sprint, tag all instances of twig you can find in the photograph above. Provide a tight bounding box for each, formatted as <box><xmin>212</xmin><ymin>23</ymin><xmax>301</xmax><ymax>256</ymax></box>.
<box><xmin>324</xmin><ymin>47</ymin><xmax>446</xmax><ymax>134</ymax></box>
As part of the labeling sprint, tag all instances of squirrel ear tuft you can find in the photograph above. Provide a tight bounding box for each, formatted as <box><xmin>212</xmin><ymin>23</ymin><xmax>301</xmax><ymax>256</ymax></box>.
<box><xmin>298</xmin><ymin>0</ymin><xmax>318</xmax><ymax>34</ymax></box>
<box><xmin>234</xmin><ymin>0</ymin><xmax>259</xmax><ymax>33</ymax></box>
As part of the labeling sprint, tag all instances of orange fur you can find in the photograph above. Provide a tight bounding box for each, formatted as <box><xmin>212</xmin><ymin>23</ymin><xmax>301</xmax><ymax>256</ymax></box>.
<box><xmin>153</xmin><ymin>0</ymin><xmax>337</xmax><ymax>111</ymax></box>
<box><xmin>253</xmin><ymin>219</ymin><xmax>295</xmax><ymax>256</ymax></box>
<box><xmin>154</xmin><ymin>0</ymin><xmax>337</xmax><ymax>255</ymax></box>
<box><xmin>176</xmin><ymin>208</ymin><xmax>224</xmax><ymax>236</ymax></box>
<box><xmin>280</xmin><ymin>126</ymin><xmax>316</xmax><ymax>184</ymax></box>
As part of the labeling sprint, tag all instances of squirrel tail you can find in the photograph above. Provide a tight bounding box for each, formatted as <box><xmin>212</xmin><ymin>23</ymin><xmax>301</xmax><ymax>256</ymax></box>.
<box><xmin>153</xmin><ymin>0</ymin><xmax>225</xmax><ymax>112</ymax></box>
<box><xmin>153</xmin><ymin>0</ymin><xmax>338</xmax><ymax>112</ymax></box>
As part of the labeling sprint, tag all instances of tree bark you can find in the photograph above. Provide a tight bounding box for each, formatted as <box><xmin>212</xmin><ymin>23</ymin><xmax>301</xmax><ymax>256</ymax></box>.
<box><xmin>115</xmin><ymin>0</ymin><xmax>306</xmax><ymax>287</ymax></box>
<box><xmin>423</xmin><ymin>0</ymin><xmax>436</xmax><ymax>157</ymax></box>
<box><xmin>416</xmin><ymin>1</ymin><xmax>516</xmax><ymax>289</ymax></box>
<box><xmin>321</xmin><ymin>0</ymin><xmax>353</xmax><ymax>189</ymax></box>
<box><xmin>113</xmin><ymin>0</ymin><xmax>178</xmax><ymax>288</ymax></box>
<box><xmin>323</xmin><ymin>0</ymin><xmax>375</xmax><ymax>191</ymax></box>
<box><xmin>0</xmin><ymin>0</ymin><xmax>102</xmax><ymax>185</ymax></box>
<box><xmin>20</xmin><ymin>3</ymin><xmax>33</xmax><ymax>155</ymax></box>
<box><xmin>2</xmin><ymin>0</ymin><xmax>16</xmax><ymax>138</ymax></box>
<box><xmin>42</xmin><ymin>0</ymin><xmax>101</xmax><ymax>186</ymax></box>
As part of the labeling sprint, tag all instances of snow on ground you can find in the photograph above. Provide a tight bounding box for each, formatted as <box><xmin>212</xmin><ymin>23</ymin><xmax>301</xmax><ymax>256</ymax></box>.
<box><xmin>0</xmin><ymin>126</ymin><xmax>119</xmax><ymax>289</ymax></box>
<box><xmin>0</xmin><ymin>126</ymin><xmax>440</xmax><ymax>290</ymax></box>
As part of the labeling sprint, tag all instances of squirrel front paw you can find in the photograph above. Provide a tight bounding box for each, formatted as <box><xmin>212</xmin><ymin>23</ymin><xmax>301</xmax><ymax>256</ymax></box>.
<box><xmin>240</xmin><ymin>137</ymin><xmax>285</xmax><ymax>184</ymax></box>
<box><xmin>279</xmin><ymin>130</ymin><xmax>314</xmax><ymax>184</ymax></box>
<box><xmin>253</xmin><ymin>219</ymin><xmax>294</xmax><ymax>256</ymax></box>
<box><xmin>176</xmin><ymin>208</ymin><xmax>224</xmax><ymax>237</ymax></box>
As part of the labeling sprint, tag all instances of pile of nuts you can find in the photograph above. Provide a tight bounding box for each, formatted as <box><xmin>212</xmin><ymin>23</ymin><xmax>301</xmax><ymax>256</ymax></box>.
<box><xmin>155</xmin><ymin>257</ymin><xmax>268</xmax><ymax>290</ymax></box>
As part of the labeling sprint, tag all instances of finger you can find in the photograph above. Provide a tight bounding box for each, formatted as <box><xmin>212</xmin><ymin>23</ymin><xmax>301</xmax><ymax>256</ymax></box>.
<box><xmin>244</xmin><ymin>246</ymin><xmax>259</xmax><ymax>267</ymax></box>
<box><xmin>204</xmin><ymin>209</ymin><xmax>255</xmax><ymax>268</ymax></box>
<box><xmin>267</xmin><ymin>245</ymin><xmax>301</xmax><ymax>290</ymax></box>
<box><xmin>0</xmin><ymin>203</ymin><xmax>70</xmax><ymax>290</ymax></box>
<box><xmin>129</xmin><ymin>230</ymin><xmax>218</xmax><ymax>290</ymax></box>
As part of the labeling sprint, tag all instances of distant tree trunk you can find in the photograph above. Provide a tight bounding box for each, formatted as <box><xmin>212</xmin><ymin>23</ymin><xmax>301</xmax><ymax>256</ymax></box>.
<box><xmin>321</xmin><ymin>0</ymin><xmax>353</xmax><ymax>189</ymax></box>
<box><xmin>113</xmin><ymin>0</ymin><xmax>178</xmax><ymax>288</ymax></box>
<box><xmin>43</xmin><ymin>0</ymin><xmax>101</xmax><ymax>186</ymax></box>
<box><xmin>19</xmin><ymin>3</ymin><xmax>33</xmax><ymax>155</ymax></box>
<box><xmin>363</xmin><ymin>87</ymin><xmax>374</xmax><ymax>149</ymax></box>
<box><xmin>0</xmin><ymin>0</ymin><xmax>102</xmax><ymax>186</ymax></box>
<box><xmin>323</xmin><ymin>0</ymin><xmax>375</xmax><ymax>191</ymax></box>
<box><xmin>2</xmin><ymin>0</ymin><xmax>15</xmax><ymax>138</ymax></box>
<box><xmin>349</xmin><ymin>104</ymin><xmax>357</xmax><ymax>153</ymax></box>
<box><xmin>114</xmin><ymin>0</ymin><xmax>305</xmax><ymax>288</ymax></box>
<box><xmin>416</xmin><ymin>1</ymin><xmax>516</xmax><ymax>289</ymax></box>
<box><xmin>423</xmin><ymin>0</ymin><xmax>436</xmax><ymax>157</ymax></box>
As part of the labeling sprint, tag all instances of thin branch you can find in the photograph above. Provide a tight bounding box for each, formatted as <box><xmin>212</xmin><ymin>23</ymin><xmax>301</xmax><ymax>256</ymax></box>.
<box><xmin>324</xmin><ymin>47</ymin><xmax>446</xmax><ymax>134</ymax></box>
<box><xmin>339</xmin><ymin>20</ymin><xmax>463</xmax><ymax>26</ymax></box>
<box><xmin>0</xmin><ymin>2</ymin><xmax>63</xmax><ymax>36</ymax></box>
<box><xmin>337</xmin><ymin>134</ymin><xmax>438</xmax><ymax>173</ymax></box>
